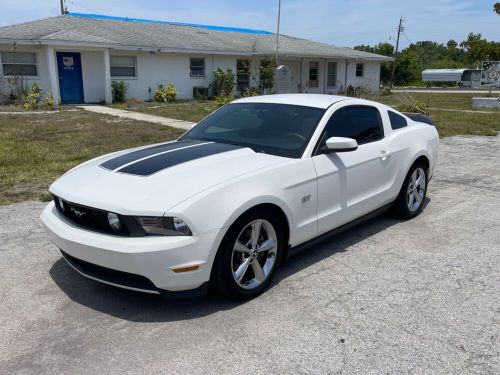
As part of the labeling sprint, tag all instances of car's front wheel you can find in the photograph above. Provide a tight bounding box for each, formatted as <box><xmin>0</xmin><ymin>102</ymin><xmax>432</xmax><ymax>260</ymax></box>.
<box><xmin>211</xmin><ymin>208</ymin><xmax>284</xmax><ymax>300</ymax></box>
<box><xmin>393</xmin><ymin>161</ymin><xmax>428</xmax><ymax>219</ymax></box>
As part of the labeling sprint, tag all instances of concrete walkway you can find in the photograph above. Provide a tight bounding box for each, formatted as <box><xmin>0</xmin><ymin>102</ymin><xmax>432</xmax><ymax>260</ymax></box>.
<box><xmin>429</xmin><ymin>107</ymin><xmax>499</xmax><ymax>114</ymax></box>
<box><xmin>393</xmin><ymin>89</ymin><xmax>500</xmax><ymax>94</ymax></box>
<box><xmin>78</xmin><ymin>105</ymin><xmax>194</xmax><ymax>130</ymax></box>
<box><xmin>0</xmin><ymin>109</ymin><xmax>79</xmax><ymax>115</ymax></box>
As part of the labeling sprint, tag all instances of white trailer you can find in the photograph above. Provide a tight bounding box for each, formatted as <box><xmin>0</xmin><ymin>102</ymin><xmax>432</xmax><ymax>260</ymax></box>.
<box><xmin>422</xmin><ymin>69</ymin><xmax>482</xmax><ymax>88</ymax></box>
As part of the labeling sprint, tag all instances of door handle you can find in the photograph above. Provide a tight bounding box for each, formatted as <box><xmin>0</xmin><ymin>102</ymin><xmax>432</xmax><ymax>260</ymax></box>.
<box><xmin>380</xmin><ymin>150</ymin><xmax>392</xmax><ymax>160</ymax></box>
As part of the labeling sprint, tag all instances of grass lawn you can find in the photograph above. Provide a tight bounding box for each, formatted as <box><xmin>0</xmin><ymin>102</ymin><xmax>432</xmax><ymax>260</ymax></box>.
<box><xmin>363</xmin><ymin>92</ymin><xmax>500</xmax><ymax>137</ymax></box>
<box><xmin>0</xmin><ymin>110</ymin><xmax>183</xmax><ymax>205</ymax></box>
<box><xmin>1</xmin><ymin>92</ymin><xmax>498</xmax><ymax>205</ymax></box>
<box><xmin>116</xmin><ymin>93</ymin><xmax>500</xmax><ymax>138</ymax></box>
<box><xmin>375</xmin><ymin>92</ymin><xmax>499</xmax><ymax>111</ymax></box>
<box><xmin>111</xmin><ymin>100</ymin><xmax>218</xmax><ymax>123</ymax></box>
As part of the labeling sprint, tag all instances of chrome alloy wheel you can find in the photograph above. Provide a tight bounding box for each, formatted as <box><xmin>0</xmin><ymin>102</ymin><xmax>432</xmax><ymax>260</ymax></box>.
<box><xmin>407</xmin><ymin>167</ymin><xmax>426</xmax><ymax>212</ymax></box>
<box><xmin>231</xmin><ymin>219</ymin><xmax>278</xmax><ymax>290</ymax></box>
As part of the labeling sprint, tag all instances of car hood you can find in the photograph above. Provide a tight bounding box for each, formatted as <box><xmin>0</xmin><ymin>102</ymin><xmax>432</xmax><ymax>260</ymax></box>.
<box><xmin>49</xmin><ymin>140</ymin><xmax>287</xmax><ymax>216</ymax></box>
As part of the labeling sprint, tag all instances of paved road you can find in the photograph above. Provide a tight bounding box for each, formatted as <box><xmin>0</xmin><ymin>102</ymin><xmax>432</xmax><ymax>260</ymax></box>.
<box><xmin>1</xmin><ymin>135</ymin><xmax>499</xmax><ymax>374</ymax></box>
<box><xmin>79</xmin><ymin>105</ymin><xmax>195</xmax><ymax>130</ymax></box>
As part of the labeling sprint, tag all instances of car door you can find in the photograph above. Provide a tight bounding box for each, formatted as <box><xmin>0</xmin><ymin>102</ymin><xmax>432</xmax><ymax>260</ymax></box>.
<box><xmin>312</xmin><ymin>104</ymin><xmax>396</xmax><ymax>234</ymax></box>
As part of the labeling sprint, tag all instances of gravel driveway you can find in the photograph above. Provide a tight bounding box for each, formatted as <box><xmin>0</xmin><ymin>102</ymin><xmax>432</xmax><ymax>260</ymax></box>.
<box><xmin>1</xmin><ymin>135</ymin><xmax>499</xmax><ymax>374</ymax></box>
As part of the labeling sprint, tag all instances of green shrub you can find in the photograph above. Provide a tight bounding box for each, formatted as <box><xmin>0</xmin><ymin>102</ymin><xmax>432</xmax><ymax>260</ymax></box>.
<box><xmin>214</xmin><ymin>94</ymin><xmax>234</xmax><ymax>107</ymax></box>
<box><xmin>111</xmin><ymin>80</ymin><xmax>128</xmax><ymax>103</ymax></box>
<box><xmin>212</xmin><ymin>68</ymin><xmax>235</xmax><ymax>97</ymax></box>
<box><xmin>22</xmin><ymin>82</ymin><xmax>44</xmax><ymax>110</ymax></box>
<box><xmin>42</xmin><ymin>91</ymin><xmax>55</xmax><ymax>110</ymax></box>
<box><xmin>242</xmin><ymin>87</ymin><xmax>259</xmax><ymax>97</ymax></box>
<box><xmin>259</xmin><ymin>56</ymin><xmax>275</xmax><ymax>92</ymax></box>
<box><xmin>346</xmin><ymin>85</ymin><xmax>355</xmax><ymax>96</ymax></box>
<box><xmin>154</xmin><ymin>83</ymin><xmax>177</xmax><ymax>103</ymax></box>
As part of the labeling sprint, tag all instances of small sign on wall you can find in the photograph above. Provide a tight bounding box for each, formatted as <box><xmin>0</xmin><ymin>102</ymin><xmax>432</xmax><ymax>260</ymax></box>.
<box><xmin>471</xmin><ymin>71</ymin><xmax>482</xmax><ymax>88</ymax></box>
<box><xmin>63</xmin><ymin>56</ymin><xmax>74</xmax><ymax>70</ymax></box>
<box><xmin>275</xmin><ymin>65</ymin><xmax>292</xmax><ymax>94</ymax></box>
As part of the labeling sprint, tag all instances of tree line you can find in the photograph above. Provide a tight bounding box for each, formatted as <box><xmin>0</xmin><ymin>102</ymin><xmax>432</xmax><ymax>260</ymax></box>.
<box><xmin>355</xmin><ymin>34</ymin><xmax>500</xmax><ymax>85</ymax></box>
<box><xmin>355</xmin><ymin>4</ymin><xmax>500</xmax><ymax>85</ymax></box>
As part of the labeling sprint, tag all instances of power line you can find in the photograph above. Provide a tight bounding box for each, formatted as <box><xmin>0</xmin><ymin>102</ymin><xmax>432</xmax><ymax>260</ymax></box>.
<box><xmin>402</xmin><ymin>32</ymin><xmax>413</xmax><ymax>45</ymax></box>
<box><xmin>65</xmin><ymin>0</ymin><xmax>103</xmax><ymax>14</ymax></box>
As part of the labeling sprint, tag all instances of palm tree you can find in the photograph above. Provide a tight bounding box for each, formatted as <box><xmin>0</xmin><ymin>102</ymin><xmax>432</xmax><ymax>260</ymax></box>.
<box><xmin>495</xmin><ymin>3</ymin><xmax>500</xmax><ymax>14</ymax></box>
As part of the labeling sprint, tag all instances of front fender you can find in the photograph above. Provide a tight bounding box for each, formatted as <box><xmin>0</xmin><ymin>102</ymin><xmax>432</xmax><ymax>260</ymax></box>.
<box><xmin>168</xmin><ymin>158</ymin><xmax>317</xmax><ymax>246</ymax></box>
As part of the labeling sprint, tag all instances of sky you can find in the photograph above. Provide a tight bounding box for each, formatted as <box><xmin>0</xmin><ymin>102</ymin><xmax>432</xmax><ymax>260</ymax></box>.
<box><xmin>0</xmin><ymin>0</ymin><xmax>498</xmax><ymax>49</ymax></box>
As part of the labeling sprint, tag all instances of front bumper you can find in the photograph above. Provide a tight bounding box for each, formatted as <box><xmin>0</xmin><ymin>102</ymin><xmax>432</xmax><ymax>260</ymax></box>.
<box><xmin>41</xmin><ymin>202</ymin><xmax>222</xmax><ymax>295</ymax></box>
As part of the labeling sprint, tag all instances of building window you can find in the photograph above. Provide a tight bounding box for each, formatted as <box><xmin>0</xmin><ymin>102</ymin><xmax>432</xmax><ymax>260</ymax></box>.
<box><xmin>237</xmin><ymin>59</ymin><xmax>250</xmax><ymax>93</ymax></box>
<box><xmin>327</xmin><ymin>62</ymin><xmax>337</xmax><ymax>88</ymax></box>
<box><xmin>356</xmin><ymin>63</ymin><xmax>364</xmax><ymax>77</ymax></box>
<box><xmin>1</xmin><ymin>52</ymin><xmax>37</xmax><ymax>76</ymax></box>
<box><xmin>110</xmin><ymin>56</ymin><xmax>136</xmax><ymax>77</ymax></box>
<box><xmin>190</xmin><ymin>58</ymin><xmax>205</xmax><ymax>77</ymax></box>
<box><xmin>309</xmin><ymin>61</ymin><xmax>319</xmax><ymax>88</ymax></box>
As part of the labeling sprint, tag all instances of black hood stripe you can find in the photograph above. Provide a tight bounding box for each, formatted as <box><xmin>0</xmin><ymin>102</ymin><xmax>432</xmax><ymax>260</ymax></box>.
<box><xmin>100</xmin><ymin>140</ymin><xmax>202</xmax><ymax>171</ymax></box>
<box><xmin>117</xmin><ymin>142</ymin><xmax>242</xmax><ymax>176</ymax></box>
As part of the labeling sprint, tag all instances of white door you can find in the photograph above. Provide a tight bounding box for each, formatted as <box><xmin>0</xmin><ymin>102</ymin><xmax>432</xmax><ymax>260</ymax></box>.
<box><xmin>312</xmin><ymin>105</ymin><xmax>395</xmax><ymax>234</ymax></box>
<box><xmin>281</xmin><ymin>61</ymin><xmax>301</xmax><ymax>92</ymax></box>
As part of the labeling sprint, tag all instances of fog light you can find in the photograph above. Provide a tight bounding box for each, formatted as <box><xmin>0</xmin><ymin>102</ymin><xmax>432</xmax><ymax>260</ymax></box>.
<box><xmin>107</xmin><ymin>212</ymin><xmax>122</xmax><ymax>231</ymax></box>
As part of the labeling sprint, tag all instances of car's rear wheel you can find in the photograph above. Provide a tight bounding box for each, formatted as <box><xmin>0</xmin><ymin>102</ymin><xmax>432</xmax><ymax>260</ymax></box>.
<box><xmin>211</xmin><ymin>208</ymin><xmax>284</xmax><ymax>300</ymax></box>
<box><xmin>393</xmin><ymin>162</ymin><xmax>428</xmax><ymax>219</ymax></box>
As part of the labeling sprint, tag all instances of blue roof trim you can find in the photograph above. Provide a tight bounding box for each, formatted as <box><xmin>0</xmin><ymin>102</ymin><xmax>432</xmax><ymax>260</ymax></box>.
<box><xmin>67</xmin><ymin>13</ymin><xmax>273</xmax><ymax>35</ymax></box>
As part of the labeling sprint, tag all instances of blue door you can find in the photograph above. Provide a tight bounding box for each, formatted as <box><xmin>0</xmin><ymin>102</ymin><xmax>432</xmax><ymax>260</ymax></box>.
<box><xmin>57</xmin><ymin>52</ymin><xmax>84</xmax><ymax>104</ymax></box>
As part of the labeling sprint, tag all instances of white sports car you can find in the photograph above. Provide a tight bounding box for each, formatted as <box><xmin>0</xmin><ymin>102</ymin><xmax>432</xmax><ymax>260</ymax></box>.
<box><xmin>41</xmin><ymin>94</ymin><xmax>439</xmax><ymax>300</ymax></box>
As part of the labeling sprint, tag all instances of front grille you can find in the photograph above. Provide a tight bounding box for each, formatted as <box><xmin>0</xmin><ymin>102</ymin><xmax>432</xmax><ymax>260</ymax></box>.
<box><xmin>61</xmin><ymin>250</ymin><xmax>158</xmax><ymax>292</ymax></box>
<box><xmin>53</xmin><ymin>195</ymin><xmax>133</xmax><ymax>236</ymax></box>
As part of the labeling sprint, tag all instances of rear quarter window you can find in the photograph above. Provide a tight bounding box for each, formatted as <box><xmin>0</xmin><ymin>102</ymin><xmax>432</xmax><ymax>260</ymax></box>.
<box><xmin>388</xmin><ymin>111</ymin><xmax>408</xmax><ymax>130</ymax></box>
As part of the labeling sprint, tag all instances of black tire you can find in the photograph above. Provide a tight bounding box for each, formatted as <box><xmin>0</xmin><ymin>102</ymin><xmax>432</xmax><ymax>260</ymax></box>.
<box><xmin>393</xmin><ymin>161</ymin><xmax>428</xmax><ymax>219</ymax></box>
<box><xmin>211</xmin><ymin>208</ymin><xmax>285</xmax><ymax>300</ymax></box>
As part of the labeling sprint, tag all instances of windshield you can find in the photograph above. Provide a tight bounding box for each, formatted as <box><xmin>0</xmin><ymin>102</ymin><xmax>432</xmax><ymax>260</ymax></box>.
<box><xmin>180</xmin><ymin>103</ymin><xmax>325</xmax><ymax>158</ymax></box>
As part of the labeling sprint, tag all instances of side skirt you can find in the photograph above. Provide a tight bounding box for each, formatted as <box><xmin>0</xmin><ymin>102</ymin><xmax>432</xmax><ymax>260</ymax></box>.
<box><xmin>288</xmin><ymin>203</ymin><xmax>394</xmax><ymax>257</ymax></box>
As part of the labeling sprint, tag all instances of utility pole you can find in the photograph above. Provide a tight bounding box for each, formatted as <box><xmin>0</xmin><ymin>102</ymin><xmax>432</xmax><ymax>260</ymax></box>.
<box><xmin>60</xmin><ymin>0</ymin><xmax>68</xmax><ymax>15</ymax></box>
<box><xmin>275</xmin><ymin>0</ymin><xmax>281</xmax><ymax>67</ymax></box>
<box><xmin>390</xmin><ymin>16</ymin><xmax>404</xmax><ymax>86</ymax></box>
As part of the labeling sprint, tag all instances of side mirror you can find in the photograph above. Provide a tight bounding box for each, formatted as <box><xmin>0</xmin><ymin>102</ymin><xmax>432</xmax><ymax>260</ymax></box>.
<box><xmin>321</xmin><ymin>137</ymin><xmax>358</xmax><ymax>153</ymax></box>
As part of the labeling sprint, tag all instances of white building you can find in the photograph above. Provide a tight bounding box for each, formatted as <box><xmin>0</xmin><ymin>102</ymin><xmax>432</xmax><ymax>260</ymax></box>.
<box><xmin>0</xmin><ymin>13</ymin><xmax>393</xmax><ymax>105</ymax></box>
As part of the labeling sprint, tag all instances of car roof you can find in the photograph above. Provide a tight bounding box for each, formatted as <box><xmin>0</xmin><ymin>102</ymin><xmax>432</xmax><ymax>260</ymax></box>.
<box><xmin>232</xmin><ymin>94</ymin><xmax>351</xmax><ymax>109</ymax></box>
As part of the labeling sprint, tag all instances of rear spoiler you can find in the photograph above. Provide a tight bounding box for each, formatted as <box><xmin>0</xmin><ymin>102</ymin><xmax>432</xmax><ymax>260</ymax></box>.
<box><xmin>403</xmin><ymin>113</ymin><xmax>434</xmax><ymax>126</ymax></box>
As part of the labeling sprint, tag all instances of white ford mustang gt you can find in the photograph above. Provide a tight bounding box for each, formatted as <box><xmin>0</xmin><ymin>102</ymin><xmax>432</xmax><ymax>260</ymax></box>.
<box><xmin>41</xmin><ymin>94</ymin><xmax>439</xmax><ymax>300</ymax></box>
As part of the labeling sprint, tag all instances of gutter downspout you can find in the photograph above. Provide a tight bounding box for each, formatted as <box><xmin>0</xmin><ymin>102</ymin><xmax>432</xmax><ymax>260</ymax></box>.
<box><xmin>299</xmin><ymin>57</ymin><xmax>303</xmax><ymax>93</ymax></box>
<box><xmin>344</xmin><ymin>59</ymin><xmax>349</xmax><ymax>94</ymax></box>
<box><xmin>323</xmin><ymin>59</ymin><xmax>327</xmax><ymax>94</ymax></box>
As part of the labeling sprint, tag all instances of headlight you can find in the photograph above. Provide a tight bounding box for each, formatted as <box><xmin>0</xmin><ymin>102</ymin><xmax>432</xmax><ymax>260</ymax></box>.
<box><xmin>136</xmin><ymin>216</ymin><xmax>192</xmax><ymax>236</ymax></box>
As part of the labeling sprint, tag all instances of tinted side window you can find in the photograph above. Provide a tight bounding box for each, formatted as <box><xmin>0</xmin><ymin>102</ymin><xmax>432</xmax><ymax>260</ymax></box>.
<box><xmin>321</xmin><ymin>106</ymin><xmax>383</xmax><ymax>147</ymax></box>
<box><xmin>388</xmin><ymin>111</ymin><xmax>408</xmax><ymax>130</ymax></box>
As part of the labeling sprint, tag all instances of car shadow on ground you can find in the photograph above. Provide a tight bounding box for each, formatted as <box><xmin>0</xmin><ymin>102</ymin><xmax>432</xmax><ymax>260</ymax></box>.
<box><xmin>49</xmin><ymin>198</ymin><xmax>430</xmax><ymax>323</ymax></box>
